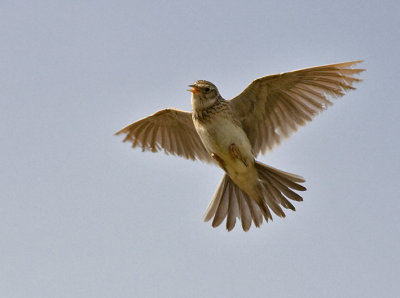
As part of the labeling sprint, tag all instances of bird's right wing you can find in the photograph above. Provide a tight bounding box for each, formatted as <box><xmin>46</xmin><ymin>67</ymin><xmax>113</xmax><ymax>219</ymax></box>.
<box><xmin>115</xmin><ymin>108</ymin><xmax>214</xmax><ymax>163</ymax></box>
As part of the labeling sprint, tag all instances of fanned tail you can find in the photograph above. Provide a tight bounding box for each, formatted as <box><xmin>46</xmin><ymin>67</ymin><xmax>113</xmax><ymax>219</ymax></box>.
<box><xmin>203</xmin><ymin>161</ymin><xmax>306</xmax><ymax>231</ymax></box>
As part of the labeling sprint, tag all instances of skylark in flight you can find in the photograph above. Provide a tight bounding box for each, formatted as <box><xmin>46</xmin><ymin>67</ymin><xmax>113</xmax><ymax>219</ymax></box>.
<box><xmin>116</xmin><ymin>61</ymin><xmax>364</xmax><ymax>231</ymax></box>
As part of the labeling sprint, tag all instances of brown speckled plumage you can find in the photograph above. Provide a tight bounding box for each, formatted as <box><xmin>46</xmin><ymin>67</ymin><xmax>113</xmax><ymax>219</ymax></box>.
<box><xmin>116</xmin><ymin>60</ymin><xmax>364</xmax><ymax>231</ymax></box>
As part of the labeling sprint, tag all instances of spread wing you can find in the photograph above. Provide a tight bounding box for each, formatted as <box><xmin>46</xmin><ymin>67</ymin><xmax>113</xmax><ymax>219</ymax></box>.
<box><xmin>229</xmin><ymin>60</ymin><xmax>365</xmax><ymax>155</ymax></box>
<box><xmin>115</xmin><ymin>108</ymin><xmax>214</xmax><ymax>163</ymax></box>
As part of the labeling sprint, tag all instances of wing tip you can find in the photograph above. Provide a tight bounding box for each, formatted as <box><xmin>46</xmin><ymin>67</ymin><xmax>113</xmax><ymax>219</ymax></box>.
<box><xmin>114</xmin><ymin>129</ymin><xmax>124</xmax><ymax>136</ymax></box>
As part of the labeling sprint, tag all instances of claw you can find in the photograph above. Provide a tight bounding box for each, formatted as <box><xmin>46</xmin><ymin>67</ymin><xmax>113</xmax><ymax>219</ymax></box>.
<box><xmin>211</xmin><ymin>153</ymin><xmax>227</xmax><ymax>172</ymax></box>
<box><xmin>229</xmin><ymin>144</ymin><xmax>248</xmax><ymax>167</ymax></box>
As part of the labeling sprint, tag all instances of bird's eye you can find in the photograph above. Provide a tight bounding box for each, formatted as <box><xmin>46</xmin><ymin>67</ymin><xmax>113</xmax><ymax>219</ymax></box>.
<box><xmin>204</xmin><ymin>87</ymin><xmax>210</xmax><ymax>93</ymax></box>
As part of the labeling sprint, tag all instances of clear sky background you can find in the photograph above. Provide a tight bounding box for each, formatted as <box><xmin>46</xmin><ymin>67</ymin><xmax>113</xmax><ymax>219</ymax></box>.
<box><xmin>1</xmin><ymin>1</ymin><xmax>399</xmax><ymax>297</ymax></box>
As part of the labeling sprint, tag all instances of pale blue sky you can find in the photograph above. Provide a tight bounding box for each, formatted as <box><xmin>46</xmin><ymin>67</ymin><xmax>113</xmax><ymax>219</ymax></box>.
<box><xmin>1</xmin><ymin>0</ymin><xmax>399</xmax><ymax>297</ymax></box>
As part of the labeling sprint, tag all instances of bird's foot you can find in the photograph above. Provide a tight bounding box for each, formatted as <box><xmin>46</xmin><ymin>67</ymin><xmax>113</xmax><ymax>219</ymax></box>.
<box><xmin>229</xmin><ymin>143</ymin><xmax>248</xmax><ymax>167</ymax></box>
<box><xmin>211</xmin><ymin>153</ymin><xmax>227</xmax><ymax>172</ymax></box>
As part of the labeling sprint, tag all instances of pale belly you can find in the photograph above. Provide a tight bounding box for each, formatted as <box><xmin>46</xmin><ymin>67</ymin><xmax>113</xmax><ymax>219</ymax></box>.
<box><xmin>195</xmin><ymin>117</ymin><xmax>254</xmax><ymax>178</ymax></box>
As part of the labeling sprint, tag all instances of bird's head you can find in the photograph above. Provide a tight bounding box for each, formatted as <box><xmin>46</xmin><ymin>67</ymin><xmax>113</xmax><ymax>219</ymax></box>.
<box><xmin>188</xmin><ymin>80</ymin><xmax>221</xmax><ymax>110</ymax></box>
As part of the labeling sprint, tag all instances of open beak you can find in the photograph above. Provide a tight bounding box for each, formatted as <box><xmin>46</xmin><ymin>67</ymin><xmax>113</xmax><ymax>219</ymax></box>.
<box><xmin>187</xmin><ymin>84</ymin><xmax>199</xmax><ymax>93</ymax></box>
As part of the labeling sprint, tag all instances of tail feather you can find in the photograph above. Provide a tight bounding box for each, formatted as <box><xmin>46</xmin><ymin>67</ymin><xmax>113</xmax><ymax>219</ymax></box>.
<box><xmin>226</xmin><ymin>183</ymin><xmax>240</xmax><ymax>231</ymax></box>
<box><xmin>244</xmin><ymin>193</ymin><xmax>264</xmax><ymax>228</ymax></box>
<box><xmin>267</xmin><ymin>180</ymin><xmax>297</xmax><ymax>211</ymax></box>
<box><xmin>266</xmin><ymin>169</ymin><xmax>307</xmax><ymax>191</ymax></box>
<box><xmin>211</xmin><ymin>177</ymin><xmax>230</xmax><ymax>228</ymax></box>
<box><xmin>204</xmin><ymin>161</ymin><xmax>306</xmax><ymax>231</ymax></box>
<box><xmin>203</xmin><ymin>176</ymin><xmax>227</xmax><ymax>222</ymax></box>
<box><xmin>257</xmin><ymin>164</ymin><xmax>305</xmax><ymax>202</ymax></box>
<box><xmin>237</xmin><ymin>189</ymin><xmax>252</xmax><ymax>231</ymax></box>
<box><xmin>260</xmin><ymin>164</ymin><xmax>306</xmax><ymax>183</ymax></box>
<box><xmin>259</xmin><ymin>171</ymin><xmax>298</xmax><ymax>210</ymax></box>
<box><xmin>259</xmin><ymin>181</ymin><xmax>286</xmax><ymax>218</ymax></box>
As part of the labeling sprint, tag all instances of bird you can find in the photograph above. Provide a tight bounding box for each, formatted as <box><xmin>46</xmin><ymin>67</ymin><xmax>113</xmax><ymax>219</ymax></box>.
<box><xmin>115</xmin><ymin>60</ymin><xmax>364</xmax><ymax>231</ymax></box>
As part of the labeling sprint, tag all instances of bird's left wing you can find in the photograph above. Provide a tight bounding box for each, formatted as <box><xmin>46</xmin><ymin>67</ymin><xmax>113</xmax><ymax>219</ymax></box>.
<box><xmin>115</xmin><ymin>108</ymin><xmax>214</xmax><ymax>163</ymax></box>
<box><xmin>229</xmin><ymin>60</ymin><xmax>364</xmax><ymax>155</ymax></box>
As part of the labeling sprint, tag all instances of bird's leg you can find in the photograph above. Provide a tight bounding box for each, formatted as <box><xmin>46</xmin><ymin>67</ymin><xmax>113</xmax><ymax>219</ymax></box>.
<box><xmin>211</xmin><ymin>153</ymin><xmax>227</xmax><ymax>172</ymax></box>
<box><xmin>229</xmin><ymin>143</ymin><xmax>248</xmax><ymax>167</ymax></box>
